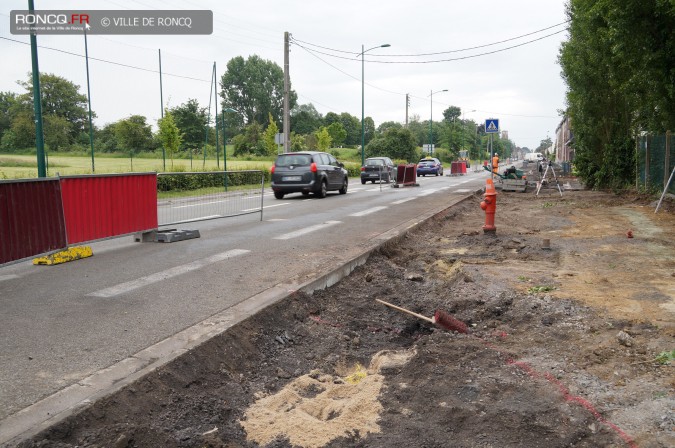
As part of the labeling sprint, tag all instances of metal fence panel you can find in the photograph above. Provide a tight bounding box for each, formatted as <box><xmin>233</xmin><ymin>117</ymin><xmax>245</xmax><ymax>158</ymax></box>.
<box><xmin>157</xmin><ymin>170</ymin><xmax>264</xmax><ymax>226</ymax></box>
<box><xmin>60</xmin><ymin>173</ymin><xmax>158</xmax><ymax>244</ymax></box>
<box><xmin>0</xmin><ymin>178</ymin><xmax>67</xmax><ymax>265</ymax></box>
<box><xmin>638</xmin><ymin>132</ymin><xmax>674</xmax><ymax>194</ymax></box>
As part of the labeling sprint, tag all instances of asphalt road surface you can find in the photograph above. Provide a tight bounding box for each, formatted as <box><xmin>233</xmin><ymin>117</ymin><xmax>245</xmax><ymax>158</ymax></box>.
<box><xmin>0</xmin><ymin>170</ymin><xmax>489</xmax><ymax>441</ymax></box>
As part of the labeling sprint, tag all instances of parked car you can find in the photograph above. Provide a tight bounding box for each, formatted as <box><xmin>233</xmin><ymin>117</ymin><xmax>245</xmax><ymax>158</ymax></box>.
<box><xmin>270</xmin><ymin>151</ymin><xmax>348</xmax><ymax>199</ymax></box>
<box><xmin>360</xmin><ymin>157</ymin><xmax>397</xmax><ymax>184</ymax></box>
<box><xmin>417</xmin><ymin>157</ymin><xmax>443</xmax><ymax>176</ymax></box>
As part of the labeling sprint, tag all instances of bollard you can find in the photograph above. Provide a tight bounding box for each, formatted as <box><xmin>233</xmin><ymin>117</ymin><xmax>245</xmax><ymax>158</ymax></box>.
<box><xmin>480</xmin><ymin>178</ymin><xmax>497</xmax><ymax>233</ymax></box>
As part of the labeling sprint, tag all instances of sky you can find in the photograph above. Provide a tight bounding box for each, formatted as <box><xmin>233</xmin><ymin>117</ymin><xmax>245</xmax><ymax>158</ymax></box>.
<box><xmin>0</xmin><ymin>0</ymin><xmax>570</xmax><ymax>150</ymax></box>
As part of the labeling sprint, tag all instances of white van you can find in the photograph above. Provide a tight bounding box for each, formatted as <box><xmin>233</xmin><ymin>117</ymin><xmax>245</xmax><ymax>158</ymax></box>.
<box><xmin>524</xmin><ymin>152</ymin><xmax>544</xmax><ymax>162</ymax></box>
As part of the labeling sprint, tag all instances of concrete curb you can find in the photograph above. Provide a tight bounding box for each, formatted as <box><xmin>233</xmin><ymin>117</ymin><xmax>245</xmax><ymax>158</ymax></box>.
<box><xmin>0</xmin><ymin>190</ymin><xmax>480</xmax><ymax>447</ymax></box>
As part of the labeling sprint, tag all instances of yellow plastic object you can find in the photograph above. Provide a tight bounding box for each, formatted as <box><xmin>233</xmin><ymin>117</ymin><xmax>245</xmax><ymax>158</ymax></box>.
<box><xmin>343</xmin><ymin>363</ymin><xmax>367</xmax><ymax>384</ymax></box>
<box><xmin>33</xmin><ymin>246</ymin><xmax>93</xmax><ymax>265</ymax></box>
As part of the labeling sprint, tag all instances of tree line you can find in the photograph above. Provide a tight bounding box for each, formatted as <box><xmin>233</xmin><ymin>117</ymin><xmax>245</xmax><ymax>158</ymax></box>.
<box><xmin>559</xmin><ymin>0</ymin><xmax>674</xmax><ymax>190</ymax></box>
<box><xmin>0</xmin><ymin>54</ymin><xmax>517</xmax><ymax>165</ymax></box>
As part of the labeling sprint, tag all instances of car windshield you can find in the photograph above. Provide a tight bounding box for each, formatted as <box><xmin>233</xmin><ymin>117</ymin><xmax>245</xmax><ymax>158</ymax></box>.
<box><xmin>276</xmin><ymin>154</ymin><xmax>311</xmax><ymax>167</ymax></box>
<box><xmin>420</xmin><ymin>160</ymin><xmax>436</xmax><ymax>164</ymax></box>
<box><xmin>366</xmin><ymin>159</ymin><xmax>384</xmax><ymax>166</ymax></box>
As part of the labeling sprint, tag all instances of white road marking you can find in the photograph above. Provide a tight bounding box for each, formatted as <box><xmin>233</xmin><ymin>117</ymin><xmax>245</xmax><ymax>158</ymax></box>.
<box><xmin>173</xmin><ymin>200</ymin><xmax>227</xmax><ymax>209</ymax></box>
<box><xmin>273</xmin><ymin>221</ymin><xmax>342</xmax><ymax>240</ymax></box>
<box><xmin>456</xmin><ymin>188</ymin><xmax>472</xmax><ymax>193</ymax></box>
<box><xmin>417</xmin><ymin>189</ymin><xmax>439</xmax><ymax>197</ymax></box>
<box><xmin>266</xmin><ymin>218</ymin><xmax>288</xmax><ymax>222</ymax></box>
<box><xmin>391</xmin><ymin>197</ymin><xmax>415</xmax><ymax>205</ymax></box>
<box><xmin>88</xmin><ymin>249</ymin><xmax>250</xmax><ymax>298</ymax></box>
<box><xmin>349</xmin><ymin>206</ymin><xmax>388</xmax><ymax>217</ymax></box>
<box><xmin>0</xmin><ymin>274</ymin><xmax>19</xmax><ymax>282</ymax></box>
<box><xmin>242</xmin><ymin>202</ymin><xmax>289</xmax><ymax>212</ymax></box>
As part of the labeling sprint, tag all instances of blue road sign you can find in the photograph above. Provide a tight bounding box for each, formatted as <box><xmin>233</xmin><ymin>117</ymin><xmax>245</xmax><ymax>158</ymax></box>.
<box><xmin>485</xmin><ymin>119</ymin><xmax>499</xmax><ymax>133</ymax></box>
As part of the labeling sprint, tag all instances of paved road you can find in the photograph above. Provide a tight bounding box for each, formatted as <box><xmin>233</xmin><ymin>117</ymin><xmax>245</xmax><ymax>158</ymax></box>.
<box><xmin>0</xmin><ymin>170</ymin><xmax>489</xmax><ymax>441</ymax></box>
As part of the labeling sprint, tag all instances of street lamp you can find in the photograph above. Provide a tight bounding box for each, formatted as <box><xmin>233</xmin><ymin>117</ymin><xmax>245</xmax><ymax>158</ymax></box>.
<box><xmin>428</xmin><ymin>89</ymin><xmax>448</xmax><ymax>157</ymax></box>
<box><xmin>360</xmin><ymin>43</ymin><xmax>390</xmax><ymax>166</ymax></box>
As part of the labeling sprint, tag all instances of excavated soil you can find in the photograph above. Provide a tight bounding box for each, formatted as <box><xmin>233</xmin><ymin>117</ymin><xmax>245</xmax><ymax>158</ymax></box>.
<box><xmin>17</xmin><ymin>188</ymin><xmax>675</xmax><ymax>448</ymax></box>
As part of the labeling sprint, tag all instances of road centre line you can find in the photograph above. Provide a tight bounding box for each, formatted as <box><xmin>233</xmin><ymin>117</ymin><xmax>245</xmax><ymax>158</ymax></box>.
<box><xmin>417</xmin><ymin>189</ymin><xmax>439</xmax><ymax>197</ymax></box>
<box><xmin>391</xmin><ymin>197</ymin><xmax>415</xmax><ymax>205</ymax></box>
<box><xmin>456</xmin><ymin>188</ymin><xmax>472</xmax><ymax>193</ymax></box>
<box><xmin>0</xmin><ymin>274</ymin><xmax>19</xmax><ymax>282</ymax></box>
<box><xmin>349</xmin><ymin>206</ymin><xmax>388</xmax><ymax>217</ymax></box>
<box><xmin>88</xmin><ymin>249</ymin><xmax>250</xmax><ymax>298</ymax></box>
<box><xmin>273</xmin><ymin>221</ymin><xmax>342</xmax><ymax>240</ymax></box>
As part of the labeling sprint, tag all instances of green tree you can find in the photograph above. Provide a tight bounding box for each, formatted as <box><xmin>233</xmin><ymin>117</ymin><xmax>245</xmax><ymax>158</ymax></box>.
<box><xmin>326</xmin><ymin>122</ymin><xmax>347</xmax><ymax>147</ymax></box>
<box><xmin>220</xmin><ymin>55</ymin><xmax>297</xmax><ymax>127</ymax></box>
<box><xmin>442</xmin><ymin>106</ymin><xmax>461</xmax><ymax>123</ymax></box>
<box><xmin>94</xmin><ymin>123</ymin><xmax>119</xmax><ymax>153</ymax></box>
<box><xmin>170</xmin><ymin>99</ymin><xmax>208</xmax><ymax>153</ymax></box>
<box><xmin>43</xmin><ymin>115</ymin><xmax>71</xmax><ymax>151</ymax></box>
<box><xmin>290</xmin><ymin>132</ymin><xmax>307</xmax><ymax>151</ymax></box>
<box><xmin>338</xmin><ymin>112</ymin><xmax>361</xmax><ymax>146</ymax></box>
<box><xmin>114</xmin><ymin>115</ymin><xmax>154</xmax><ymax>153</ymax></box>
<box><xmin>316</xmin><ymin>127</ymin><xmax>332</xmax><ymax>151</ymax></box>
<box><xmin>263</xmin><ymin>113</ymin><xmax>279</xmax><ymax>156</ymax></box>
<box><xmin>365</xmin><ymin>127</ymin><xmax>417</xmax><ymax>162</ymax></box>
<box><xmin>291</xmin><ymin>103</ymin><xmax>323</xmax><ymax>135</ymax></box>
<box><xmin>377</xmin><ymin>121</ymin><xmax>402</xmax><ymax>134</ymax></box>
<box><xmin>18</xmin><ymin>73</ymin><xmax>91</xmax><ymax>143</ymax></box>
<box><xmin>0</xmin><ymin>91</ymin><xmax>18</xmax><ymax>139</ymax></box>
<box><xmin>559</xmin><ymin>0</ymin><xmax>675</xmax><ymax>189</ymax></box>
<box><xmin>158</xmin><ymin>110</ymin><xmax>182</xmax><ymax>169</ymax></box>
<box><xmin>232</xmin><ymin>121</ymin><xmax>265</xmax><ymax>156</ymax></box>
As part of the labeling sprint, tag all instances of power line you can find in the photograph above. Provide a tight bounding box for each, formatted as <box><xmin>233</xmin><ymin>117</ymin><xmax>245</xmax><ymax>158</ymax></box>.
<box><xmin>0</xmin><ymin>36</ymin><xmax>211</xmax><ymax>83</ymax></box>
<box><xmin>292</xmin><ymin>29</ymin><xmax>567</xmax><ymax>64</ymax></box>
<box><xmin>291</xmin><ymin>20</ymin><xmax>570</xmax><ymax>58</ymax></box>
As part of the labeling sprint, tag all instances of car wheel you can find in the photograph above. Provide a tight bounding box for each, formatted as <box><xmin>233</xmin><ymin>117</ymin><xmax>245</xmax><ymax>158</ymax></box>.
<box><xmin>361</xmin><ymin>179</ymin><xmax>366</xmax><ymax>185</ymax></box>
<box><xmin>274</xmin><ymin>191</ymin><xmax>284</xmax><ymax>199</ymax></box>
<box><xmin>435</xmin><ymin>171</ymin><xmax>439</xmax><ymax>176</ymax></box>
<box><xmin>315</xmin><ymin>180</ymin><xmax>327</xmax><ymax>198</ymax></box>
<box><xmin>339</xmin><ymin>178</ymin><xmax>348</xmax><ymax>194</ymax></box>
<box><xmin>302</xmin><ymin>191</ymin><xmax>310</xmax><ymax>196</ymax></box>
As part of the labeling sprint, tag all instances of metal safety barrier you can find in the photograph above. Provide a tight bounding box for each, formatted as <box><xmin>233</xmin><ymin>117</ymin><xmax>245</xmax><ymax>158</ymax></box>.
<box><xmin>157</xmin><ymin>170</ymin><xmax>265</xmax><ymax>226</ymax></box>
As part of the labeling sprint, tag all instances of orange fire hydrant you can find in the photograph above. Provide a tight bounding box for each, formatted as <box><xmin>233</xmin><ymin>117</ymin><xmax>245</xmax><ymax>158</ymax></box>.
<box><xmin>480</xmin><ymin>178</ymin><xmax>497</xmax><ymax>233</ymax></box>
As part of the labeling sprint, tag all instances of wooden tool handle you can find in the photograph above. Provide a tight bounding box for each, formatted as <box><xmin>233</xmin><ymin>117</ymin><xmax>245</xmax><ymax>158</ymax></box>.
<box><xmin>375</xmin><ymin>299</ymin><xmax>434</xmax><ymax>323</ymax></box>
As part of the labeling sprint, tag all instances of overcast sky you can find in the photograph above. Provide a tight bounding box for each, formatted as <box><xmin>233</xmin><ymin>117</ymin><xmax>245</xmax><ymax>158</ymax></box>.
<box><xmin>1</xmin><ymin>0</ymin><xmax>569</xmax><ymax>150</ymax></box>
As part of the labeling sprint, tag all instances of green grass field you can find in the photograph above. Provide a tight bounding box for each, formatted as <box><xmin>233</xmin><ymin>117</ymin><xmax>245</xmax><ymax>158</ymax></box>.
<box><xmin>0</xmin><ymin>153</ymin><xmax>274</xmax><ymax>179</ymax></box>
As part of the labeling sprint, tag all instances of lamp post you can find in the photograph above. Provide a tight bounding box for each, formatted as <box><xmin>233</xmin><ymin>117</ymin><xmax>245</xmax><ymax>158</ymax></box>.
<box><xmin>360</xmin><ymin>43</ymin><xmax>390</xmax><ymax>166</ymax></box>
<box><xmin>428</xmin><ymin>89</ymin><xmax>448</xmax><ymax>157</ymax></box>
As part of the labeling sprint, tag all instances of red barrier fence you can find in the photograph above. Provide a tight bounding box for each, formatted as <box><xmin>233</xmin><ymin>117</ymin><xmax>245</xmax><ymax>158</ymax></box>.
<box><xmin>396</xmin><ymin>164</ymin><xmax>417</xmax><ymax>186</ymax></box>
<box><xmin>60</xmin><ymin>173</ymin><xmax>157</xmax><ymax>244</ymax></box>
<box><xmin>0</xmin><ymin>179</ymin><xmax>67</xmax><ymax>265</ymax></box>
<box><xmin>1</xmin><ymin>173</ymin><xmax>158</xmax><ymax>265</ymax></box>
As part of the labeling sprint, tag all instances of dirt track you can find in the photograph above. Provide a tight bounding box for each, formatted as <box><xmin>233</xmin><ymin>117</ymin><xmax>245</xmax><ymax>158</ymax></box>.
<box><xmin>17</xmin><ymin>188</ymin><xmax>675</xmax><ymax>448</ymax></box>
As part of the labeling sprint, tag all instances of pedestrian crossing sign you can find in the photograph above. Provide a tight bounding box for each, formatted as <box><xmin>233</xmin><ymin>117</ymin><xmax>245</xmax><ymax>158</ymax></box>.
<box><xmin>485</xmin><ymin>119</ymin><xmax>499</xmax><ymax>133</ymax></box>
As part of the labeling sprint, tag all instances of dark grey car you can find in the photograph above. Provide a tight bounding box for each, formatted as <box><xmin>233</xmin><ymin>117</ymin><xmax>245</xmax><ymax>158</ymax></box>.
<box><xmin>360</xmin><ymin>157</ymin><xmax>397</xmax><ymax>184</ymax></box>
<box><xmin>271</xmin><ymin>151</ymin><xmax>349</xmax><ymax>199</ymax></box>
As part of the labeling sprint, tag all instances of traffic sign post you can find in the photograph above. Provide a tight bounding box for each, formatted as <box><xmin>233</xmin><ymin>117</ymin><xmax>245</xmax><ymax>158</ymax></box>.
<box><xmin>485</xmin><ymin>119</ymin><xmax>499</xmax><ymax>133</ymax></box>
<box><xmin>485</xmin><ymin>118</ymin><xmax>499</xmax><ymax>181</ymax></box>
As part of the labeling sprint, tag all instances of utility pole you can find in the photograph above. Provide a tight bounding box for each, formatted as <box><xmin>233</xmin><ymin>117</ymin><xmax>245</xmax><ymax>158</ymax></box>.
<box><xmin>405</xmin><ymin>94</ymin><xmax>409</xmax><ymax>127</ymax></box>
<box><xmin>283</xmin><ymin>32</ymin><xmax>290</xmax><ymax>152</ymax></box>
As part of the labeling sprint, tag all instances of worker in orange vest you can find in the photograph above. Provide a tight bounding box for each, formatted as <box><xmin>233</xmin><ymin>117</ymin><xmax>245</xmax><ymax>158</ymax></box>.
<box><xmin>492</xmin><ymin>153</ymin><xmax>499</xmax><ymax>175</ymax></box>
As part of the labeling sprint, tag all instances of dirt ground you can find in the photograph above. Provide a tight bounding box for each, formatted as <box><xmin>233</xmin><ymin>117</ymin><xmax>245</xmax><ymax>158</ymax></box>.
<box><xmin>17</xmin><ymin>186</ymin><xmax>675</xmax><ymax>448</ymax></box>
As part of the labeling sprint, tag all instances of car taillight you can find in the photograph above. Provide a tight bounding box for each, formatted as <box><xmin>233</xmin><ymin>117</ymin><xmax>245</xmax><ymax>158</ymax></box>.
<box><xmin>361</xmin><ymin>166</ymin><xmax>365</xmax><ymax>171</ymax></box>
<box><xmin>310</xmin><ymin>162</ymin><xmax>317</xmax><ymax>172</ymax></box>
<box><xmin>270</xmin><ymin>165</ymin><xmax>276</xmax><ymax>174</ymax></box>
